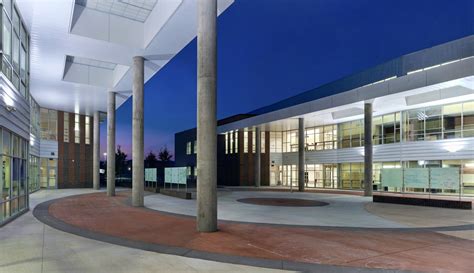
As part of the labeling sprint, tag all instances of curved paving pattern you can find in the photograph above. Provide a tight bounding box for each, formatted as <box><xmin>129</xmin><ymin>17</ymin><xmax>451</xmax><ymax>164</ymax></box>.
<box><xmin>237</xmin><ymin>198</ymin><xmax>329</xmax><ymax>207</ymax></box>
<box><xmin>33</xmin><ymin>191</ymin><xmax>474</xmax><ymax>273</ymax></box>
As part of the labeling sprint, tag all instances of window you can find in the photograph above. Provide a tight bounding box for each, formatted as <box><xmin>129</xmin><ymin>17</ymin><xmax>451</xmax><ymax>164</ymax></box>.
<box><xmin>424</xmin><ymin>107</ymin><xmax>442</xmax><ymax>140</ymax></box>
<box><xmin>194</xmin><ymin>140</ymin><xmax>197</xmax><ymax>154</ymax></box>
<box><xmin>63</xmin><ymin>113</ymin><xmax>69</xmax><ymax>142</ymax></box>
<box><xmin>229</xmin><ymin>131</ymin><xmax>234</xmax><ymax>154</ymax></box>
<box><xmin>243</xmin><ymin>129</ymin><xmax>248</xmax><ymax>153</ymax></box>
<box><xmin>282</xmin><ymin>130</ymin><xmax>298</xmax><ymax>152</ymax></box>
<box><xmin>270</xmin><ymin>132</ymin><xmax>282</xmax><ymax>153</ymax></box>
<box><xmin>85</xmin><ymin>116</ymin><xmax>90</xmax><ymax>144</ymax></box>
<box><xmin>373</xmin><ymin>113</ymin><xmax>401</xmax><ymax>144</ymax></box>
<box><xmin>40</xmin><ymin>108</ymin><xmax>57</xmax><ymax>141</ymax></box>
<box><xmin>443</xmin><ymin>104</ymin><xmax>462</xmax><ymax>139</ymax></box>
<box><xmin>252</xmin><ymin>131</ymin><xmax>256</xmax><ymax>153</ymax></box>
<box><xmin>225</xmin><ymin>133</ymin><xmax>228</xmax><ymax>154</ymax></box>
<box><xmin>338</xmin><ymin>121</ymin><xmax>362</xmax><ymax>148</ymax></box>
<box><xmin>74</xmin><ymin>114</ymin><xmax>80</xmax><ymax>143</ymax></box>
<box><xmin>2</xmin><ymin>11</ymin><xmax>12</xmax><ymax>62</ymax></box>
<box><xmin>403</xmin><ymin>103</ymin><xmax>474</xmax><ymax>141</ymax></box>
<box><xmin>234</xmin><ymin>130</ymin><xmax>238</xmax><ymax>153</ymax></box>
<box><xmin>12</xmin><ymin>26</ymin><xmax>19</xmax><ymax>74</ymax></box>
<box><xmin>261</xmin><ymin>131</ymin><xmax>265</xmax><ymax>153</ymax></box>
<box><xmin>463</xmin><ymin>102</ymin><xmax>474</xmax><ymax>137</ymax></box>
<box><xmin>186</xmin><ymin>141</ymin><xmax>192</xmax><ymax>155</ymax></box>
<box><xmin>186</xmin><ymin>166</ymin><xmax>192</xmax><ymax>177</ymax></box>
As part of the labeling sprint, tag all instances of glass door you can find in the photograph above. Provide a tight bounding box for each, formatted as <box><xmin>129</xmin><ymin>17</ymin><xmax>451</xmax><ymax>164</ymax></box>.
<box><xmin>40</xmin><ymin>158</ymin><xmax>57</xmax><ymax>189</ymax></box>
<box><xmin>48</xmin><ymin>159</ymin><xmax>56</xmax><ymax>188</ymax></box>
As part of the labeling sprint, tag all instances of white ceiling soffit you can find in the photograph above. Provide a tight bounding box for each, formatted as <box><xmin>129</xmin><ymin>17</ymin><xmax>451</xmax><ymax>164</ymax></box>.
<box><xmin>16</xmin><ymin>0</ymin><xmax>234</xmax><ymax>115</ymax></box>
<box><xmin>331</xmin><ymin>107</ymin><xmax>364</xmax><ymax>120</ymax></box>
<box><xmin>405</xmin><ymin>86</ymin><xmax>473</xmax><ymax>106</ymax></box>
<box><xmin>63</xmin><ymin>55</ymin><xmax>129</xmax><ymax>88</ymax></box>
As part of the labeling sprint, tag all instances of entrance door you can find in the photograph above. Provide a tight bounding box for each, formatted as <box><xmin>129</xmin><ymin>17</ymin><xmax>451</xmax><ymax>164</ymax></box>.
<box><xmin>270</xmin><ymin>164</ymin><xmax>281</xmax><ymax>186</ymax></box>
<box><xmin>323</xmin><ymin>165</ymin><xmax>332</xmax><ymax>188</ymax></box>
<box><xmin>40</xmin><ymin>158</ymin><xmax>57</xmax><ymax>189</ymax></box>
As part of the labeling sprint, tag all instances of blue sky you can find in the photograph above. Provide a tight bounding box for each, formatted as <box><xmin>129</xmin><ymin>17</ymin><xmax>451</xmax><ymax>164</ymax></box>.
<box><xmin>101</xmin><ymin>0</ymin><xmax>473</xmax><ymax>158</ymax></box>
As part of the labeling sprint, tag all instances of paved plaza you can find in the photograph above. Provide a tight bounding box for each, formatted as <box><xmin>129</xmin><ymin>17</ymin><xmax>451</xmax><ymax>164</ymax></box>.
<box><xmin>2</xmin><ymin>189</ymin><xmax>470</xmax><ymax>273</ymax></box>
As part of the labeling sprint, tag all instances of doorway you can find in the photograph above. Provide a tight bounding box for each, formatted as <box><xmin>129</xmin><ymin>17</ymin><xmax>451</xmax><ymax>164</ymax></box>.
<box><xmin>40</xmin><ymin>158</ymin><xmax>57</xmax><ymax>189</ymax></box>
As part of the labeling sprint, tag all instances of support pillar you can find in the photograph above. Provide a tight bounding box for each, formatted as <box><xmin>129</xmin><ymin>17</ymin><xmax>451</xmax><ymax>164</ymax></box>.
<box><xmin>364</xmin><ymin>102</ymin><xmax>373</xmax><ymax>196</ymax></box>
<box><xmin>93</xmin><ymin>111</ymin><xmax>100</xmax><ymax>190</ymax></box>
<box><xmin>132</xmin><ymin>56</ymin><xmax>145</xmax><ymax>207</ymax></box>
<box><xmin>107</xmin><ymin>92</ymin><xmax>116</xmax><ymax>197</ymax></box>
<box><xmin>197</xmin><ymin>0</ymin><xmax>217</xmax><ymax>232</ymax></box>
<box><xmin>298</xmin><ymin>117</ymin><xmax>305</xmax><ymax>192</ymax></box>
<box><xmin>254</xmin><ymin>127</ymin><xmax>261</xmax><ymax>187</ymax></box>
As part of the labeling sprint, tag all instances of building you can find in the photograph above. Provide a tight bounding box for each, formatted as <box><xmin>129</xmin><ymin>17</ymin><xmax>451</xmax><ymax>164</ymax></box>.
<box><xmin>0</xmin><ymin>0</ymin><xmax>234</xmax><ymax>226</ymax></box>
<box><xmin>175</xmin><ymin>35</ymin><xmax>474</xmax><ymax>196</ymax></box>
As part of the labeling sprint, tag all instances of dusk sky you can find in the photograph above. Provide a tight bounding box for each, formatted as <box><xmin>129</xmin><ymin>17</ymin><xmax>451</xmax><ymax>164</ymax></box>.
<box><xmin>100</xmin><ymin>0</ymin><xmax>473</xmax><ymax>158</ymax></box>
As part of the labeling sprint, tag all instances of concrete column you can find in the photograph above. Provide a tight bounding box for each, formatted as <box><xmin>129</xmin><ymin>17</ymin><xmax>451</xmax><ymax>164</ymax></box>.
<box><xmin>132</xmin><ymin>56</ymin><xmax>145</xmax><ymax>207</ymax></box>
<box><xmin>93</xmin><ymin>111</ymin><xmax>100</xmax><ymax>190</ymax></box>
<box><xmin>364</xmin><ymin>102</ymin><xmax>373</xmax><ymax>196</ymax></box>
<box><xmin>254</xmin><ymin>127</ymin><xmax>261</xmax><ymax>187</ymax></box>
<box><xmin>298</xmin><ymin>117</ymin><xmax>305</xmax><ymax>192</ymax></box>
<box><xmin>107</xmin><ymin>92</ymin><xmax>116</xmax><ymax>197</ymax></box>
<box><xmin>197</xmin><ymin>0</ymin><xmax>217</xmax><ymax>232</ymax></box>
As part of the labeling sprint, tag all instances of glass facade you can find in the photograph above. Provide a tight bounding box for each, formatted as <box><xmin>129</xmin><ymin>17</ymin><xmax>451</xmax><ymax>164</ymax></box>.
<box><xmin>40</xmin><ymin>108</ymin><xmax>57</xmax><ymax>141</ymax></box>
<box><xmin>265</xmin><ymin>101</ymin><xmax>474</xmax><ymax>152</ymax></box>
<box><xmin>225</xmin><ymin>100</ymin><xmax>474</xmax><ymax>195</ymax></box>
<box><xmin>1</xmin><ymin>0</ymin><xmax>30</xmax><ymax>98</ymax></box>
<box><xmin>1</xmin><ymin>0</ymin><xmax>31</xmax><ymax>225</ymax></box>
<box><xmin>1</xmin><ymin>127</ymin><xmax>28</xmax><ymax>224</ymax></box>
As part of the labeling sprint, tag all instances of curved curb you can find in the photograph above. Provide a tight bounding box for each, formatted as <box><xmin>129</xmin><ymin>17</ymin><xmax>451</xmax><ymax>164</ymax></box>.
<box><xmin>33</xmin><ymin>195</ymin><xmax>420</xmax><ymax>273</ymax></box>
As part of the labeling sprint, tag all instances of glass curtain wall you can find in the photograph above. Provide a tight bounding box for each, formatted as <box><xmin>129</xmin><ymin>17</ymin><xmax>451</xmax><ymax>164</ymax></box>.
<box><xmin>1</xmin><ymin>0</ymin><xmax>30</xmax><ymax>98</ymax></box>
<box><xmin>1</xmin><ymin>127</ymin><xmax>28</xmax><ymax>224</ymax></box>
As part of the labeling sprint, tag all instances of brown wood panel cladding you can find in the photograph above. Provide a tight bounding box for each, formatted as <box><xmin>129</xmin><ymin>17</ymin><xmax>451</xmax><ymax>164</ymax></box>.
<box><xmin>57</xmin><ymin>112</ymin><xmax>93</xmax><ymax>188</ymax></box>
<box><xmin>57</xmin><ymin>111</ymin><xmax>64</xmax><ymax>188</ymax></box>
<box><xmin>217</xmin><ymin>130</ymin><xmax>270</xmax><ymax>187</ymax></box>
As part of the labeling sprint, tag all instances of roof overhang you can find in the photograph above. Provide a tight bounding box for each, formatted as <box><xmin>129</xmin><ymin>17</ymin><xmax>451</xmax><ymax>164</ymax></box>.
<box><xmin>218</xmin><ymin>56</ymin><xmax>474</xmax><ymax>133</ymax></box>
<box><xmin>17</xmin><ymin>0</ymin><xmax>234</xmax><ymax>115</ymax></box>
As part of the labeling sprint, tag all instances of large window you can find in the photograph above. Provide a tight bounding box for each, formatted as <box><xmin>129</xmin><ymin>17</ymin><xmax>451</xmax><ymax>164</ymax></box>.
<box><xmin>243</xmin><ymin>129</ymin><xmax>248</xmax><ymax>153</ymax></box>
<box><xmin>282</xmin><ymin>130</ymin><xmax>298</xmax><ymax>152</ymax></box>
<box><xmin>74</xmin><ymin>114</ymin><xmax>80</xmax><ymax>143</ymax></box>
<box><xmin>269</xmin><ymin>132</ymin><xmax>282</xmax><ymax>153</ymax></box>
<box><xmin>305</xmin><ymin>124</ymin><xmax>337</xmax><ymax>151</ymax></box>
<box><xmin>186</xmin><ymin>141</ymin><xmax>192</xmax><ymax>155</ymax></box>
<box><xmin>63</xmin><ymin>113</ymin><xmax>69</xmax><ymax>143</ymax></box>
<box><xmin>404</xmin><ymin>102</ymin><xmax>474</xmax><ymax>141</ymax></box>
<box><xmin>373</xmin><ymin>113</ymin><xmax>401</xmax><ymax>145</ymax></box>
<box><xmin>85</xmin><ymin>116</ymin><xmax>90</xmax><ymax>144</ymax></box>
<box><xmin>1</xmin><ymin>127</ymin><xmax>28</xmax><ymax>224</ymax></box>
<box><xmin>339</xmin><ymin>120</ymin><xmax>363</xmax><ymax>148</ymax></box>
<box><xmin>1</xmin><ymin>1</ymin><xmax>30</xmax><ymax>98</ymax></box>
<box><xmin>40</xmin><ymin>108</ymin><xmax>57</xmax><ymax>141</ymax></box>
<box><xmin>463</xmin><ymin>102</ymin><xmax>474</xmax><ymax>137</ymax></box>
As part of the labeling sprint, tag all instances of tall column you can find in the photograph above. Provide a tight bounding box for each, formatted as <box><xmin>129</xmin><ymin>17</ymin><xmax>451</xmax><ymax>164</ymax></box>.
<box><xmin>132</xmin><ymin>56</ymin><xmax>145</xmax><ymax>207</ymax></box>
<box><xmin>298</xmin><ymin>117</ymin><xmax>305</xmax><ymax>192</ymax></box>
<box><xmin>197</xmin><ymin>0</ymin><xmax>217</xmax><ymax>232</ymax></box>
<box><xmin>93</xmin><ymin>111</ymin><xmax>100</xmax><ymax>190</ymax></box>
<box><xmin>364</xmin><ymin>102</ymin><xmax>373</xmax><ymax>196</ymax></box>
<box><xmin>254</xmin><ymin>127</ymin><xmax>261</xmax><ymax>187</ymax></box>
<box><xmin>107</xmin><ymin>92</ymin><xmax>116</xmax><ymax>197</ymax></box>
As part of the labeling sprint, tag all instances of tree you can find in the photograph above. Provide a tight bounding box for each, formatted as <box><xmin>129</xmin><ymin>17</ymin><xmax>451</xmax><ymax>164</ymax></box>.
<box><xmin>145</xmin><ymin>151</ymin><xmax>158</xmax><ymax>167</ymax></box>
<box><xmin>158</xmin><ymin>147</ymin><xmax>173</xmax><ymax>162</ymax></box>
<box><xmin>115</xmin><ymin>145</ymin><xmax>128</xmax><ymax>176</ymax></box>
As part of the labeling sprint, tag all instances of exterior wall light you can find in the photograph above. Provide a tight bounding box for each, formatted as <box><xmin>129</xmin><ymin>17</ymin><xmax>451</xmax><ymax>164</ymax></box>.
<box><xmin>2</xmin><ymin>94</ymin><xmax>16</xmax><ymax>112</ymax></box>
<box><xmin>6</xmin><ymin>105</ymin><xmax>16</xmax><ymax>112</ymax></box>
<box><xmin>443</xmin><ymin>142</ymin><xmax>465</xmax><ymax>153</ymax></box>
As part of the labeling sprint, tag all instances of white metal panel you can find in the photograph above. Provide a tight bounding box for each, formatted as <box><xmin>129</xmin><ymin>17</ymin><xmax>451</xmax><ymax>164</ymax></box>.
<box><xmin>0</xmin><ymin>76</ymin><xmax>30</xmax><ymax>140</ymax></box>
<box><xmin>40</xmin><ymin>140</ymin><xmax>58</xmax><ymax>159</ymax></box>
<box><xmin>277</xmin><ymin>138</ymin><xmax>474</xmax><ymax>165</ymax></box>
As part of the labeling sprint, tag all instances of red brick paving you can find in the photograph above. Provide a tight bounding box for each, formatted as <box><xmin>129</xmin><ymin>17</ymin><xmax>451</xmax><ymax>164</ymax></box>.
<box><xmin>49</xmin><ymin>191</ymin><xmax>474</xmax><ymax>273</ymax></box>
